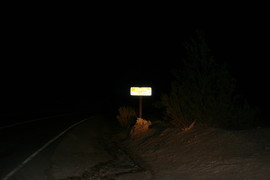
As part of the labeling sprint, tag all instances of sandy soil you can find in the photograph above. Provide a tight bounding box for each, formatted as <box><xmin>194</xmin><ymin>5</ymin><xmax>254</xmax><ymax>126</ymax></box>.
<box><xmin>120</xmin><ymin>124</ymin><xmax>270</xmax><ymax>180</ymax></box>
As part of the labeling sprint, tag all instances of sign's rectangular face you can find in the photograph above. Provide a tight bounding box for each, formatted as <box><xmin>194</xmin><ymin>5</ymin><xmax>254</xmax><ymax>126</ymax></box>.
<box><xmin>130</xmin><ymin>87</ymin><xmax>152</xmax><ymax>96</ymax></box>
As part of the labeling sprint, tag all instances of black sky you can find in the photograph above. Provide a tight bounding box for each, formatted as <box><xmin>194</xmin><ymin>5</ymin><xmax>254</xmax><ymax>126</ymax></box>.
<box><xmin>1</xmin><ymin>4</ymin><xmax>269</xmax><ymax>120</ymax></box>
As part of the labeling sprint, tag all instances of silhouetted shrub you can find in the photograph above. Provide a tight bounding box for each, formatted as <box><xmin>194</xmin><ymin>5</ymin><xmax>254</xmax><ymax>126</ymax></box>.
<box><xmin>159</xmin><ymin>31</ymin><xmax>256</xmax><ymax>130</ymax></box>
<box><xmin>116</xmin><ymin>106</ymin><xmax>137</xmax><ymax>129</ymax></box>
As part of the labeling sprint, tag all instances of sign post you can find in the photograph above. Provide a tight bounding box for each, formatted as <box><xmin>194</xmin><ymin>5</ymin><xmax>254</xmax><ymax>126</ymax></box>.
<box><xmin>139</xmin><ymin>96</ymin><xmax>142</xmax><ymax>119</ymax></box>
<box><xmin>130</xmin><ymin>87</ymin><xmax>152</xmax><ymax>119</ymax></box>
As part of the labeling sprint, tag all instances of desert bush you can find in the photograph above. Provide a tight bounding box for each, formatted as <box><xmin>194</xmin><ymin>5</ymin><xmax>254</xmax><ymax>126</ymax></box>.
<box><xmin>130</xmin><ymin>118</ymin><xmax>152</xmax><ymax>137</ymax></box>
<box><xmin>159</xmin><ymin>31</ymin><xmax>256</xmax><ymax>130</ymax></box>
<box><xmin>116</xmin><ymin>106</ymin><xmax>137</xmax><ymax>128</ymax></box>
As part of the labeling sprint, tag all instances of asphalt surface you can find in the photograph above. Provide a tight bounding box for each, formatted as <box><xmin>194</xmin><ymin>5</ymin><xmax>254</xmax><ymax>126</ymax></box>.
<box><xmin>0</xmin><ymin>113</ymin><xmax>92</xmax><ymax>179</ymax></box>
<box><xmin>1</xmin><ymin>114</ymin><xmax>152</xmax><ymax>180</ymax></box>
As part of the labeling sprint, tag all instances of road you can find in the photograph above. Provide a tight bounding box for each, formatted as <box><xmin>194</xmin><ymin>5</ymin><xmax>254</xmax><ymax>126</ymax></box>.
<box><xmin>0</xmin><ymin>112</ymin><xmax>92</xmax><ymax>179</ymax></box>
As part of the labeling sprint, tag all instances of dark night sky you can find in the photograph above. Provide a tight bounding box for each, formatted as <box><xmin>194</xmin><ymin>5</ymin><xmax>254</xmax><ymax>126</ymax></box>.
<box><xmin>1</xmin><ymin>4</ymin><xmax>269</xmax><ymax>121</ymax></box>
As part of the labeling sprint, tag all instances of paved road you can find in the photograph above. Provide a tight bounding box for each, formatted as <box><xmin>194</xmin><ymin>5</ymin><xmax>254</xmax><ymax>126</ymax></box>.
<box><xmin>45</xmin><ymin>115</ymin><xmax>152</xmax><ymax>180</ymax></box>
<box><xmin>0</xmin><ymin>112</ymin><xmax>92</xmax><ymax>179</ymax></box>
<box><xmin>1</xmin><ymin>114</ymin><xmax>152</xmax><ymax>180</ymax></box>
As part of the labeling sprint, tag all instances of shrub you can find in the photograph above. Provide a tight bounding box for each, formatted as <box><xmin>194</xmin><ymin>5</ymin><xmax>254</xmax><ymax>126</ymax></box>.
<box><xmin>130</xmin><ymin>118</ymin><xmax>152</xmax><ymax>137</ymax></box>
<box><xmin>159</xmin><ymin>31</ymin><xmax>257</xmax><ymax>130</ymax></box>
<box><xmin>116</xmin><ymin>106</ymin><xmax>137</xmax><ymax>128</ymax></box>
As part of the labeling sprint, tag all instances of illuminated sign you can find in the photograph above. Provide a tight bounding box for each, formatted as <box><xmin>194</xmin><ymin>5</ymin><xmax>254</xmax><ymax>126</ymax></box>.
<box><xmin>130</xmin><ymin>87</ymin><xmax>152</xmax><ymax>96</ymax></box>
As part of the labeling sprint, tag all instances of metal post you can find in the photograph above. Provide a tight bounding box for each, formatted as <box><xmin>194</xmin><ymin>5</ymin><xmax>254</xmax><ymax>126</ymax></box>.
<box><xmin>139</xmin><ymin>96</ymin><xmax>142</xmax><ymax>119</ymax></box>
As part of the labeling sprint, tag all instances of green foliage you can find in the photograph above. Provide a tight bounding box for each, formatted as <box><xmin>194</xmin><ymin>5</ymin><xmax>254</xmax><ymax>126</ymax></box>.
<box><xmin>116</xmin><ymin>106</ymin><xmax>137</xmax><ymax>128</ymax></box>
<box><xmin>159</xmin><ymin>31</ymin><xmax>256</xmax><ymax>130</ymax></box>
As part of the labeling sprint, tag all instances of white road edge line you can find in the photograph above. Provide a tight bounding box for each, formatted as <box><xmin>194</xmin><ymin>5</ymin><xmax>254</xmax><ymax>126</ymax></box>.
<box><xmin>3</xmin><ymin>117</ymin><xmax>90</xmax><ymax>180</ymax></box>
<box><xmin>0</xmin><ymin>114</ymin><xmax>70</xmax><ymax>130</ymax></box>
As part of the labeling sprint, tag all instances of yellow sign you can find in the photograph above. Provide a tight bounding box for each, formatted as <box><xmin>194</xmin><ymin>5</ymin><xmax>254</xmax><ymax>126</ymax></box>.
<box><xmin>130</xmin><ymin>87</ymin><xmax>152</xmax><ymax>96</ymax></box>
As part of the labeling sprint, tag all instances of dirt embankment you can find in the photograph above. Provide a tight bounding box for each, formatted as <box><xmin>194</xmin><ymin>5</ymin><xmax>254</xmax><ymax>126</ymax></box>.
<box><xmin>119</xmin><ymin>124</ymin><xmax>270</xmax><ymax>180</ymax></box>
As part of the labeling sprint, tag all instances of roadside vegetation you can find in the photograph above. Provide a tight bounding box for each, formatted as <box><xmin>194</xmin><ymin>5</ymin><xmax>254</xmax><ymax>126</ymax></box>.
<box><xmin>157</xmin><ymin>31</ymin><xmax>257</xmax><ymax>130</ymax></box>
<box><xmin>116</xmin><ymin>106</ymin><xmax>137</xmax><ymax>129</ymax></box>
<box><xmin>117</xmin><ymin>31</ymin><xmax>258</xmax><ymax>132</ymax></box>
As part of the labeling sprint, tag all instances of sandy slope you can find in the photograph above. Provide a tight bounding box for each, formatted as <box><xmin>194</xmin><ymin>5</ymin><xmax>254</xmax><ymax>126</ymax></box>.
<box><xmin>120</xmin><ymin>125</ymin><xmax>270</xmax><ymax>180</ymax></box>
